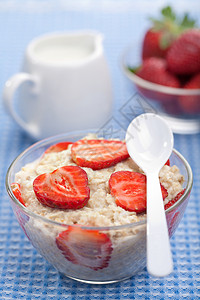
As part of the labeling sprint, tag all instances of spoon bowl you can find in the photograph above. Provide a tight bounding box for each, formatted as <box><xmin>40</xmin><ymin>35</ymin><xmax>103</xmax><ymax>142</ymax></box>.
<box><xmin>126</xmin><ymin>113</ymin><xmax>174</xmax><ymax>277</ymax></box>
<box><xmin>126</xmin><ymin>113</ymin><xmax>174</xmax><ymax>173</ymax></box>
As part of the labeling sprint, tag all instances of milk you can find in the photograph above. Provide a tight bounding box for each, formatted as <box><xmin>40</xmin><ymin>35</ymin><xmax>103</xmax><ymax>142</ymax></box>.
<box><xmin>34</xmin><ymin>38</ymin><xmax>93</xmax><ymax>63</ymax></box>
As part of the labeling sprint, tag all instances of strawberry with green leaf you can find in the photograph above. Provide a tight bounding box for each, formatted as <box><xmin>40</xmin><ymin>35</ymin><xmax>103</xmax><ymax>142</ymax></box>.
<box><xmin>142</xmin><ymin>6</ymin><xmax>196</xmax><ymax>60</ymax></box>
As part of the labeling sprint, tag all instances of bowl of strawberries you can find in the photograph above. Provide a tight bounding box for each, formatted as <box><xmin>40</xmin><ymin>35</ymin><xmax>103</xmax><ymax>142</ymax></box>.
<box><xmin>6</xmin><ymin>128</ymin><xmax>192</xmax><ymax>283</ymax></box>
<box><xmin>121</xmin><ymin>6</ymin><xmax>200</xmax><ymax>134</ymax></box>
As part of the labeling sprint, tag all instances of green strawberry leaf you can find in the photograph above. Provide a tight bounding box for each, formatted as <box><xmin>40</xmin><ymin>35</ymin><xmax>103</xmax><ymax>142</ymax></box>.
<box><xmin>149</xmin><ymin>5</ymin><xmax>197</xmax><ymax>36</ymax></box>
<box><xmin>161</xmin><ymin>6</ymin><xmax>176</xmax><ymax>21</ymax></box>
<box><xmin>180</xmin><ymin>13</ymin><xmax>196</xmax><ymax>29</ymax></box>
<box><xmin>149</xmin><ymin>19</ymin><xmax>166</xmax><ymax>31</ymax></box>
<box><xmin>127</xmin><ymin>66</ymin><xmax>141</xmax><ymax>74</ymax></box>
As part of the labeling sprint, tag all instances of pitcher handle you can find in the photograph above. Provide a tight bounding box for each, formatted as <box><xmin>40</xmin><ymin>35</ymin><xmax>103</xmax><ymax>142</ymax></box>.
<box><xmin>3</xmin><ymin>73</ymin><xmax>39</xmax><ymax>137</ymax></box>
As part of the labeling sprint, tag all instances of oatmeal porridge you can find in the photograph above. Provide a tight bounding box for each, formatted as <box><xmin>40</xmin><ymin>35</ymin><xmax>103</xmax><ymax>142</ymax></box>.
<box><xmin>14</xmin><ymin>134</ymin><xmax>184</xmax><ymax>226</ymax></box>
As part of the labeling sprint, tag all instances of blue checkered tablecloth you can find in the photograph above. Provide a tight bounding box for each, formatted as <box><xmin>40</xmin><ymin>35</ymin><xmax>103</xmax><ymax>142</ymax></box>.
<box><xmin>0</xmin><ymin>1</ymin><xmax>200</xmax><ymax>299</ymax></box>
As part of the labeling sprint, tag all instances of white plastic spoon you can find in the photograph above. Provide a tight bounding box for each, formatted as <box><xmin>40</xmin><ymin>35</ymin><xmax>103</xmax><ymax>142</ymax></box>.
<box><xmin>126</xmin><ymin>113</ymin><xmax>174</xmax><ymax>277</ymax></box>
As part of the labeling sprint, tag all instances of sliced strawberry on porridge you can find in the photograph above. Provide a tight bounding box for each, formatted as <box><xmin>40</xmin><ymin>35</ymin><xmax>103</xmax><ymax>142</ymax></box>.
<box><xmin>71</xmin><ymin>139</ymin><xmax>129</xmax><ymax>170</ymax></box>
<box><xmin>109</xmin><ymin>171</ymin><xmax>168</xmax><ymax>213</ymax></box>
<box><xmin>56</xmin><ymin>226</ymin><xmax>112</xmax><ymax>270</ymax></box>
<box><xmin>165</xmin><ymin>159</ymin><xmax>170</xmax><ymax>166</ymax></box>
<box><xmin>33</xmin><ymin>166</ymin><xmax>90</xmax><ymax>209</ymax></box>
<box><xmin>164</xmin><ymin>189</ymin><xmax>185</xmax><ymax>210</ymax></box>
<box><xmin>44</xmin><ymin>142</ymin><xmax>73</xmax><ymax>154</ymax></box>
<box><xmin>11</xmin><ymin>183</ymin><xmax>26</xmax><ymax>206</ymax></box>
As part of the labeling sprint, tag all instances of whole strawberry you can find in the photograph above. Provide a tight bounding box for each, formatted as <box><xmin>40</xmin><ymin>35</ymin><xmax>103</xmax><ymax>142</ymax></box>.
<box><xmin>142</xmin><ymin>30</ymin><xmax>169</xmax><ymax>60</ymax></box>
<box><xmin>167</xmin><ymin>29</ymin><xmax>200</xmax><ymax>75</ymax></box>
<box><xmin>136</xmin><ymin>57</ymin><xmax>180</xmax><ymax>88</ymax></box>
<box><xmin>178</xmin><ymin>72</ymin><xmax>200</xmax><ymax>113</ymax></box>
<box><xmin>142</xmin><ymin>6</ymin><xmax>196</xmax><ymax>60</ymax></box>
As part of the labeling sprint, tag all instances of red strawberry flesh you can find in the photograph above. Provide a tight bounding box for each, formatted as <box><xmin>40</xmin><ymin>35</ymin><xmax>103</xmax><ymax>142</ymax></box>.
<box><xmin>165</xmin><ymin>159</ymin><xmax>170</xmax><ymax>166</ymax></box>
<box><xmin>33</xmin><ymin>166</ymin><xmax>90</xmax><ymax>209</ymax></box>
<box><xmin>11</xmin><ymin>183</ymin><xmax>26</xmax><ymax>206</ymax></box>
<box><xmin>109</xmin><ymin>171</ymin><xmax>168</xmax><ymax>213</ymax></box>
<box><xmin>71</xmin><ymin>139</ymin><xmax>129</xmax><ymax>170</ymax></box>
<box><xmin>164</xmin><ymin>189</ymin><xmax>185</xmax><ymax>210</ymax></box>
<box><xmin>56</xmin><ymin>226</ymin><xmax>112</xmax><ymax>270</ymax></box>
<box><xmin>44</xmin><ymin>142</ymin><xmax>73</xmax><ymax>154</ymax></box>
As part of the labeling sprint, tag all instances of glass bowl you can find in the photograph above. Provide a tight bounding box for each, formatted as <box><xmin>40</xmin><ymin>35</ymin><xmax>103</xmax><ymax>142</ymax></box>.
<box><xmin>121</xmin><ymin>42</ymin><xmax>200</xmax><ymax>134</ymax></box>
<box><xmin>5</xmin><ymin>129</ymin><xmax>193</xmax><ymax>284</ymax></box>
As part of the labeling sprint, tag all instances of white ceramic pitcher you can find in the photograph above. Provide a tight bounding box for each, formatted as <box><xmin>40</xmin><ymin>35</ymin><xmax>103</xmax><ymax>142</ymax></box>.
<box><xmin>3</xmin><ymin>31</ymin><xmax>113</xmax><ymax>139</ymax></box>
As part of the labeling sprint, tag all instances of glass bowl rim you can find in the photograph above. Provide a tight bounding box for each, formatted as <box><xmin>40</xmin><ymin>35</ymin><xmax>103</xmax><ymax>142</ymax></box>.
<box><xmin>5</xmin><ymin>129</ymin><xmax>193</xmax><ymax>231</ymax></box>
<box><xmin>120</xmin><ymin>43</ymin><xmax>200</xmax><ymax>96</ymax></box>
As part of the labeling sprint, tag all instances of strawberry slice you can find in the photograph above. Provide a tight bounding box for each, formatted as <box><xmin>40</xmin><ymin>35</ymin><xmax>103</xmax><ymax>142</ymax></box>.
<box><xmin>11</xmin><ymin>183</ymin><xmax>26</xmax><ymax>206</ymax></box>
<box><xmin>71</xmin><ymin>139</ymin><xmax>129</xmax><ymax>170</ymax></box>
<box><xmin>165</xmin><ymin>159</ymin><xmax>170</xmax><ymax>166</ymax></box>
<box><xmin>33</xmin><ymin>166</ymin><xmax>90</xmax><ymax>209</ymax></box>
<box><xmin>44</xmin><ymin>142</ymin><xmax>73</xmax><ymax>154</ymax></box>
<box><xmin>56</xmin><ymin>226</ymin><xmax>112</xmax><ymax>270</ymax></box>
<box><xmin>164</xmin><ymin>189</ymin><xmax>185</xmax><ymax>210</ymax></box>
<box><xmin>109</xmin><ymin>171</ymin><xmax>168</xmax><ymax>213</ymax></box>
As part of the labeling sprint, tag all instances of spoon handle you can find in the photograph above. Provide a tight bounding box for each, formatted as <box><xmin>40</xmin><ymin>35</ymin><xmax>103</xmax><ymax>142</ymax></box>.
<box><xmin>146</xmin><ymin>173</ymin><xmax>173</xmax><ymax>277</ymax></box>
